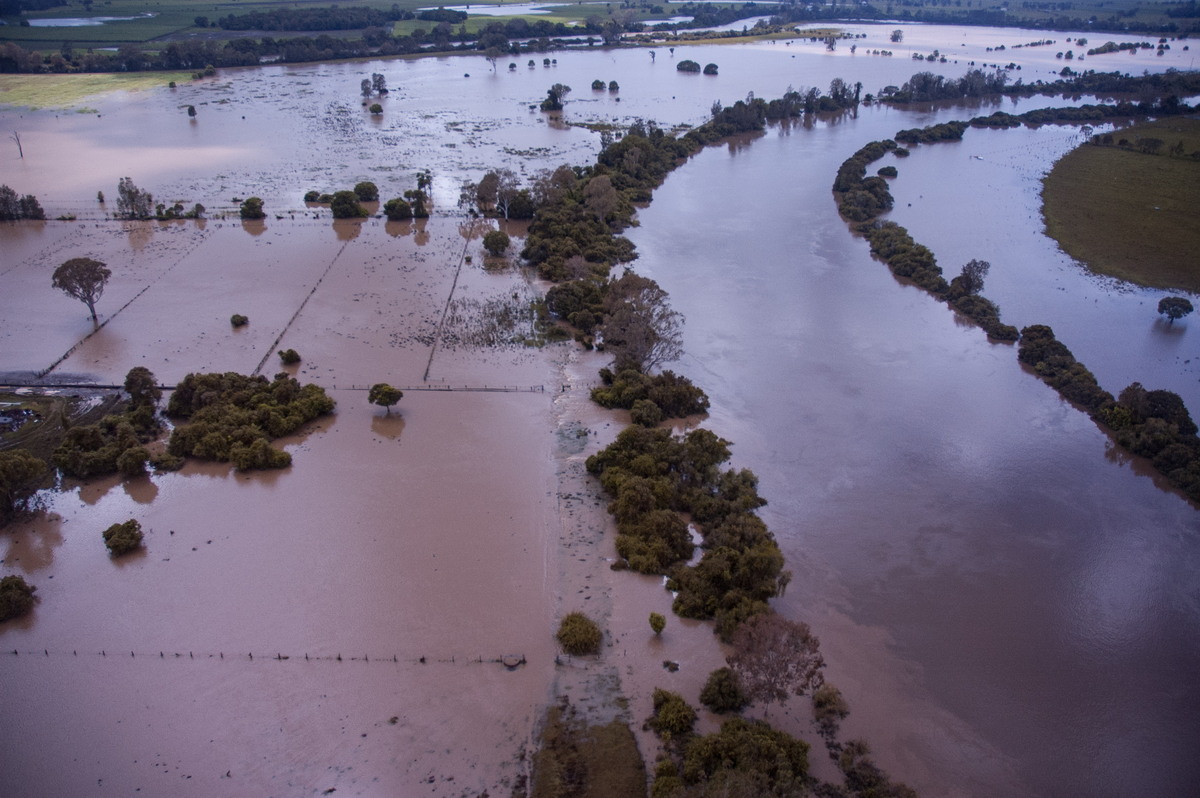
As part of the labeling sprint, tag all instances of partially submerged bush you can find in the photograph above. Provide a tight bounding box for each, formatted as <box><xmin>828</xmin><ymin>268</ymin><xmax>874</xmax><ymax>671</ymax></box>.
<box><xmin>230</xmin><ymin>314</ymin><xmax>248</xmax><ymax>327</ymax></box>
<box><xmin>103</xmin><ymin>519</ymin><xmax>144</xmax><ymax>556</ymax></box>
<box><xmin>0</xmin><ymin>574</ymin><xmax>37</xmax><ymax>621</ymax></box>
<box><xmin>278</xmin><ymin>348</ymin><xmax>301</xmax><ymax>365</ymax></box>
<box><xmin>648</xmin><ymin>689</ymin><xmax>697</xmax><ymax>740</ymax></box>
<box><xmin>699</xmin><ymin>667</ymin><xmax>749</xmax><ymax>714</ymax></box>
<box><xmin>166</xmin><ymin>371</ymin><xmax>335</xmax><ymax>471</ymax></box>
<box><xmin>556</xmin><ymin>611</ymin><xmax>602</xmax><ymax>655</ymax></box>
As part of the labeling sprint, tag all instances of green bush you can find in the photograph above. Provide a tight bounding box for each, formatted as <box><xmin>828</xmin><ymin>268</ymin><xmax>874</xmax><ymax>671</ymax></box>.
<box><xmin>681</xmin><ymin>718</ymin><xmax>809</xmax><ymax>790</ymax></box>
<box><xmin>677</xmin><ymin>60</ymin><xmax>701</xmax><ymax>73</ymax></box>
<box><xmin>700</xmin><ymin>667</ymin><xmax>749</xmax><ymax>714</ymax></box>
<box><xmin>230</xmin><ymin>314</ymin><xmax>248</xmax><ymax>327</ymax></box>
<box><xmin>278</xmin><ymin>348</ymin><xmax>301</xmax><ymax>365</ymax></box>
<box><xmin>330</xmin><ymin>190</ymin><xmax>367</xmax><ymax>218</ymax></box>
<box><xmin>630</xmin><ymin>398</ymin><xmax>664</xmax><ymax>427</ymax></box>
<box><xmin>556</xmin><ymin>611</ymin><xmax>602</xmax><ymax>655</ymax></box>
<box><xmin>369</xmin><ymin>102</ymin><xmax>383</xmax><ymax>114</ymax></box>
<box><xmin>0</xmin><ymin>574</ymin><xmax>37</xmax><ymax>621</ymax></box>
<box><xmin>649</xmin><ymin>611</ymin><xmax>666</xmax><ymax>635</ymax></box>
<box><xmin>303</xmin><ymin>190</ymin><xmax>321</xmax><ymax>202</ymax></box>
<box><xmin>165</xmin><ymin>371</ymin><xmax>335</xmax><ymax>471</ymax></box>
<box><xmin>103</xmin><ymin>519</ymin><xmax>144</xmax><ymax>556</ymax></box>
<box><xmin>383</xmin><ymin>197</ymin><xmax>412</xmax><ymax>221</ymax></box>
<box><xmin>0</xmin><ymin>450</ymin><xmax>47</xmax><ymax>524</ymax></box>
<box><xmin>482</xmin><ymin>229</ymin><xmax>510</xmax><ymax>257</ymax></box>
<box><xmin>239</xmin><ymin>196</ymin><xmax>266</xmax><ymax>220</ymax></box>
<box><xmin>353</xmin><ymin>181</ymin><xmax>379</xmax><ymax>201</ymax></box>
<box><xmin>648</xmin><ymin>689</ymin><xmax>697</xmax><ymax>740</ymax></box>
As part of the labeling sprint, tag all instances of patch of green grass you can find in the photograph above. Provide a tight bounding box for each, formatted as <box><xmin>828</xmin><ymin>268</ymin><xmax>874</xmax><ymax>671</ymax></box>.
<box><xmin>0</xmin><ymin>72</ymin><xmax>190</xmax><ymax>109</ymax></box>
<box><xmin>1041</xmin><ymin>118</ymin><xmax>1200</xmax><ymax>294</ymax></box>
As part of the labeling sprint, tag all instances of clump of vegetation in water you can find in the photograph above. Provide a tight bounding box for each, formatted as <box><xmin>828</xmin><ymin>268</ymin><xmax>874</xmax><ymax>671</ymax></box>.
<box><xmin>52</xmin><ymin>367</ymin><xmax>162</xmax><ymax>479</ymax></box>
<box><xmin>0</xmin><ymin>574</ymin><xmax>37</xmax><ymax>621</ymax></box>
<box><xmin>166</xmin><ymin>371</ymin><xmax>335</xmax><ymax>471</ymax></box>
<box><xmin>591</xmin><ymin>368</ymin><xmax>709</xmax><ymax>421</ymax></box>
<box><xmin>102</xmin><ymin>519</ymin><xmax>144</xmax><ymax>556</ymax></box>
<box><xmin>0</xmin><ymin>450</ymin><xmax>46</xmax><ymax>524</ymax></box>
<box><xmin>278</xmin><ymin>348</ymin><xmax>301</xmax><ymax>364</ymax></box>
<box><xmin>555</xmin><ymin>611</ymin><xmax>601</xmax><ymax>655</ymax></box>
<box><xmin>230</xmin><ymin>314</ymin><xmax>248</xmax><ymax>327</ymax></box>
<box><xmin>699</xmin><ymin>667</ymin><xmax>748</xmax><ymax>714</ymax></box>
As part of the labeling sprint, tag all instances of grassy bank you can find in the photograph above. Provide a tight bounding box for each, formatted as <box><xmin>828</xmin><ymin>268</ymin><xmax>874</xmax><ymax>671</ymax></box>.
<box><xmin>1041</xmin><ymin>118</ymin><xmax>1200</xmax><ymax>294</ymax></box>
<box><xmin>0</xmin><ymin>72</ymin><xmax>189</xmax><ymax>110</ymax></box>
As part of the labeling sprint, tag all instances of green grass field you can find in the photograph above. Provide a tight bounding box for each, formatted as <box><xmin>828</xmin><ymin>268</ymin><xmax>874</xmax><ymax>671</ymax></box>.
<box><xmin>1041</xmin><ymin>118</ymin><xmax>1200</xmax><ymax>294</ymax></box>
<box><xmin>0</xmin><ymin>71</ymin><xmax>189</xmax><ymax>108</ymax></box>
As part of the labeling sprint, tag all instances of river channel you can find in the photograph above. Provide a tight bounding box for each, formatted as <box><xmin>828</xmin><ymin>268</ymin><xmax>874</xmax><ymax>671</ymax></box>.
<box><xmin>2</xmin><ymin>20</ymin><xmax>1197</xmax><ymax>798</ymax></box>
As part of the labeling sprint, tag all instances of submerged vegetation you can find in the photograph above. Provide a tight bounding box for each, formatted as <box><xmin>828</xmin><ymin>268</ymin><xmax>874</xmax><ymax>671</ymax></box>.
<box><xmin>166</xmin><ymin>371</ymin><xmax>335</xmax><ymax>471</ymax></box>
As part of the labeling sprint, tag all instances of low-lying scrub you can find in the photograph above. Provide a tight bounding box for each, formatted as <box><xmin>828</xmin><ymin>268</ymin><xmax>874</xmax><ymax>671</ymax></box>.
<box><xmin>166</xmin><ymin>372</ymin><xmax>335</xmax><ymax>471</ymax></box>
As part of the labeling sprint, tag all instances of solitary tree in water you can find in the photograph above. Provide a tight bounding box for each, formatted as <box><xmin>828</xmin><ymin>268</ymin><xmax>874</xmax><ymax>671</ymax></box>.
<box><xmin>53</xmin><ymin>257</ymin><xmax>111</xmax><ymax>325</ymax></box>
<box><xmin>1158</xmin><ymin>296</ymin><xmax>1194</xmax><ymax>324</ymax></box>
<box><xmin>368</xmin><ymin>383</ymin><xmax>403</xmax><ymax>415</ymax></box>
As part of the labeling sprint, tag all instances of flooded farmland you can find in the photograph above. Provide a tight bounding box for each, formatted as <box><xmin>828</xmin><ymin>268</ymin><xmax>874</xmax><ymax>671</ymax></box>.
<box><xmin>2</xmin><ymin>21</ymin><xmax>1198</xmax><ymax>798</ymax></box>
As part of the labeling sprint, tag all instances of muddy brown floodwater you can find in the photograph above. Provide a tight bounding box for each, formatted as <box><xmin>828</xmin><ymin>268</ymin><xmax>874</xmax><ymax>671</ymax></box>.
<box><xmin>2</xmin><ymin>21</ymin><xmax>1198</xmax><ymax>798</ymax></box>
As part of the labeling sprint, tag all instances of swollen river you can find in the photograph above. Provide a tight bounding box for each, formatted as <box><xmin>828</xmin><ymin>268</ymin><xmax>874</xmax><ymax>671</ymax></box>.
<box><xmin>1</xmin><ymin>19</ymin><xmax>1197</xmax><ymax>798</ymax></box>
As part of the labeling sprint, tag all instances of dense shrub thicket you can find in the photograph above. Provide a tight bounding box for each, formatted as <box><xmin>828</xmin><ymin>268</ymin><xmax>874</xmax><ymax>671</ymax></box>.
<box><xmin>555</xmin><ymin>611</ymin><xmax>602</xmax><ymax>655</ymax></box>
<box><xmin>166</xmin><ymin>372</ymin><xmax>335</xmax><ymax>471</ymax></box>
<box><xmin>102</xmin><ymin>519</ymin><xmax>144</xmax><ymax>556</ymax></box>
<box><xmin>586</xmin><ymin>425</ymin><xmax>784</xmax><ymax>641</ymax></box>
<box><xmin>591</xmin><ymin>368</ymin><xmax>709</xmax><ymax>422</ymax></box>
<box><xmin>0</xmin><ymin>574</ymin><xmax>37</xmax><ymax>622</ymax></box>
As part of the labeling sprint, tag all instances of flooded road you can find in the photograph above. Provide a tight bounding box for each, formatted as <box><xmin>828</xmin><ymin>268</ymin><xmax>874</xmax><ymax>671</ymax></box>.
<box><xmin>2</xmin><ymin>20</ymin><xmax>1198</xmax><ymax>798</ymax></box>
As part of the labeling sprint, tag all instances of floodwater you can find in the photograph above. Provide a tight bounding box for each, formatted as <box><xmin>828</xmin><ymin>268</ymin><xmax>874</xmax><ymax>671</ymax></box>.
<box><xmin>2</xmin><ymin>21</ymin><xmax>1198</xmax><ymax>798</ymax></box>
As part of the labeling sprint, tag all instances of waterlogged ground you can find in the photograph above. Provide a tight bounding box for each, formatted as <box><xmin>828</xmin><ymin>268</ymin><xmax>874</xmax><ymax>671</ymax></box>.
<box><xmin>1</xmin><ymin>21</ymin><xmax>1198</xmax><ymax>798</ymax></box>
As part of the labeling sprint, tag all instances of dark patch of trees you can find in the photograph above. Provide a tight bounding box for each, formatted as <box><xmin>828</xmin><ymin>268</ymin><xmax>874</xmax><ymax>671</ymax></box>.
<box><xmin>0</xmin><ymin>450</ymin><xmax>46</xmax><ymax>525</ymax></box>
<box><xmin>217</xmin><ymin>6</ymin><xmax>410</xmax><ymax>32</ymax></box>
<box><xmin>0</xmin><ymin>574</ymin><xmax>36</xmax><ymax>622</ymax></box>
<box><xmin>592</xmin><ymin>368</ymin><xmax>709</xmax><ymax>421</ymax></box>
<box><xmin>556</xmin><ymin>611</ymin><xmax>602</xmax><ymax>655</ymax></box>
<box><xmin>166</xmin><ymin>371</ymin><xmax>335</xmax><ymax>471</ymax></box>
<box><xmin>586</xmin><ymin>425</ymin><xmax>786</xmax><ymax>641</ymax></box>
<box><xmin>0</xmin><ymin>185</ymin><xmax>45</xmax><ymax>220</ymax></box>
<box><xmin>52</xmin><ymin>369</ymin><xmax>164</xmax><ymax>479</ymax></box>
<box><xmin>102</xmin><ymin>519</ymin><xmax>143</xmax><ymax>556</ymax></box>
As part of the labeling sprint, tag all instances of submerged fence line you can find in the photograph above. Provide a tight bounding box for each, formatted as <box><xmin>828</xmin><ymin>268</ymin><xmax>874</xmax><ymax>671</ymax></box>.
<box><xmin>5</xmin><ymin>647</ymin><xmax>527</xmax><ymax>669</ymax></box>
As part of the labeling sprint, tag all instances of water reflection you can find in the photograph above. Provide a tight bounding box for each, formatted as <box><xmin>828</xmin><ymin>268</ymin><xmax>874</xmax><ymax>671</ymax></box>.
<box><xmin>77</xmin><ymin>475</ymin><xmax>121</xmax><ymax>505</ymax></box>
<box><xmin>371</xmin><ymin>414</ymin><xmax>405</xmax><ymax>440</ymax></box>
<box><xmin>122</xmin><ymin>475</ymin><xmax>159</xmax><ymax>505</ymax></box>
<box><xmin>3</xmin><ymin>513</ymin><xmax>64</xmax><ymax>572</ymax></box>
<box><xmin>413</xmin><ymin>218</ymin><xmax>430</xmax><ymax>246</ymax></box>
<box><xmin>124</xmin><ymin>221</ymin><xmax>153</xmax><ymax>250</ymax></box>
<box><xmin>241</xmin><ymin>219</ymin><xmax>267</xmax><ymax>236</ymax></box>
<box><xmin>333</xmin><ymin>219</ymin><xmax>363</xmax><ymax>241</ymax></box>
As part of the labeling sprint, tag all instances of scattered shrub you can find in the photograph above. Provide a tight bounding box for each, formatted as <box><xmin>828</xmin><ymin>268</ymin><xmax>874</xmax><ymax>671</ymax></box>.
<box><xmin>649</xmin><ymin>611</ymin><xmax>666</xmax><ymax>635</ymax></box>
<box><xmin>353</xmin><ymin>181</ymin><xmax>379</xmax><ymax>202</ymax></box>
<box><xmin>700</xmin><ymin>667</ymin><xmax>749</xmax><ymax>714</ymax></box>
<box><xmin>482</xmin><ymin>229</ymin><xmax>510</xmax><ymax>257</ymax></box>
<box><xmin>230</xmin><ymin>314</ymin><xmax>248</xmax><ymax>327</ymax></box>
<box><xmin>239</xmin><ymin>196</ymin><xmax>266</xmax><ymax>220</ymax></box>
<box><xmin>383</xmin><ymin>197</ymin><xmax>413</xmax><ymax>220</ymax></box>
<box><xmin>648</xmin><ymin>689</ymin><xmax>697</xmax><ymax>740</ymax></box>
<box><xmin>556</xmin><ymin>611</ymin><xmax>602</xmax><ymax>655</ymax></box>
<box><xmin>677</xmin><ymin>59</ymin><xmax>701</xmax><ymax>73</ymax></box>
<box><xmin>278</xmin><ymin>348</ymin><xmax>301</xmax><ymax>365</ymax></box>
<box><xmin>103</xmin><ymin>519</ymin><xmax>144</xmax><ymax>556</ymax></box>
<box><xmin>330</xmin><ymin>190</ymin><xmax>367</xmax><ymax>218</ymax></box>
<box><xmin>0</xmin><ymin>574</ymin><xmax>36</xmax><ymax>621</ymax></box>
